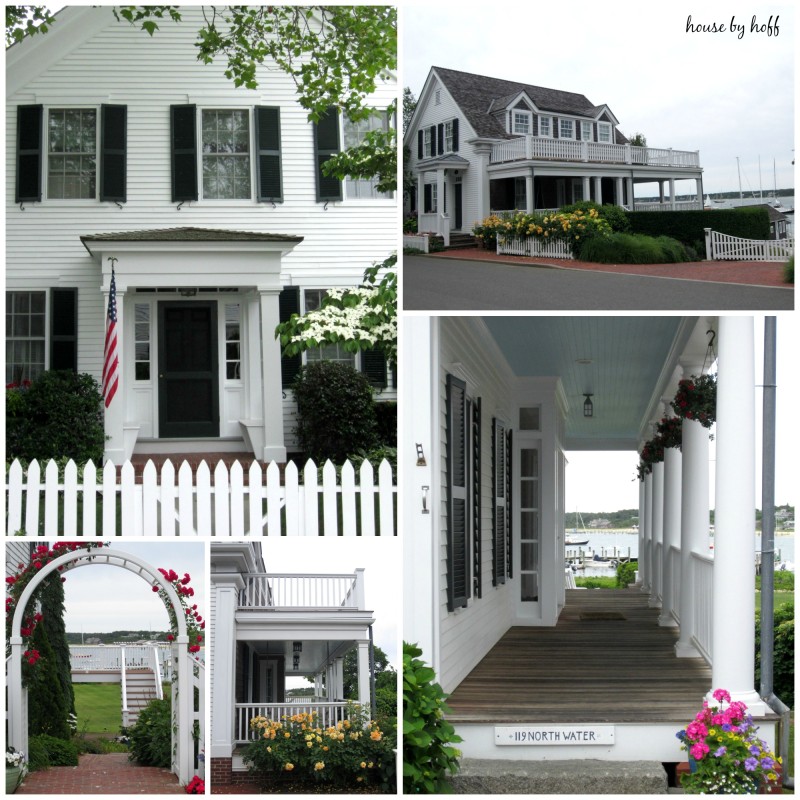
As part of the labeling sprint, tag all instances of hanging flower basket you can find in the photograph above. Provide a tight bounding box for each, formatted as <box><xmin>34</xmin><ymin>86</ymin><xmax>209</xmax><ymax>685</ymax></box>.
<box><xmin>671</xmin><ymin>373</ymin><xmax>716</xmax><ymax>428</ymax></box>
<box><xmin>637</xmin><ymin>437</ymin><xmax>665</xmax><ymax>480</ymax></box>
<box><xmin>655</xmin><ymin>416</ymin><xmax>682</xmax><ymax>450</ymax></box>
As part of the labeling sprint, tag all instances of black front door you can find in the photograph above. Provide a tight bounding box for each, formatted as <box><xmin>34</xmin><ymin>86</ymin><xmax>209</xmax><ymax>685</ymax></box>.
<box><xmin>454</xmin><ymin>183</ymin><xmax>463</xmax><ymax>230</ymax></box>
<box><xmin>158</xmin><ymin>302</ymin><xmax>219</xmax><ymax>438</ymax></box>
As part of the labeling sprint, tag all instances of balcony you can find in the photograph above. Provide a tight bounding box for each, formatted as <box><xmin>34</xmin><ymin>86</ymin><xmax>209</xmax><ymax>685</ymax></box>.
<box><xmin>490</xmin><ymin>136</ymin><xmax>700</xmax><ymax>169</ymax></box>
<box><xmin>238</xmin><ymin>571</ymin><xmax>365</xmax><ymax>610</ymax></box>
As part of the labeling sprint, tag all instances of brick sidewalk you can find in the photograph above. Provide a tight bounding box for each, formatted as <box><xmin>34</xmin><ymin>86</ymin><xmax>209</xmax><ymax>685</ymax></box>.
<box><xmin>428</xmin><ymin>248</ymin><xmax>793</xmax><ymax>288</ymax></box>
<box><xmin>16</xmin><ymin>753</ymin><xmax>185</xmax><ymax>794</ymax></box>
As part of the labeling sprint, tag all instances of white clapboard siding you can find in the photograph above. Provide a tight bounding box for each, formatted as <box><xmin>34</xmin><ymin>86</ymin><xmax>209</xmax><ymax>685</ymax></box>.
<box><xmin>6</xmin><ymin>458</ymin><xmax>396</xmax><ymax>537</ymax></box>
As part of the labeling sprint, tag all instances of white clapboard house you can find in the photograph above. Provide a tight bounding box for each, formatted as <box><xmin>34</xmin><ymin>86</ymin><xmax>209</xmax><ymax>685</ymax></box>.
<box><xmin>405</xmin><ymin>67</ymin><xmax>704</xmax><ymax>242</ymax></box>
<box><xmin>403</xmin><ymin>316</ymin><xmax>778</xmax><ymax>767</ymax></box>
<box><xmin>7</xmin><ymin>7</ymin><xmax>396</xmax><ymax>465</ymax></box>
<box><xmin>210</xmin><ymin>542</ymin><xmax>376</xmax><ymax>783</ymax></box>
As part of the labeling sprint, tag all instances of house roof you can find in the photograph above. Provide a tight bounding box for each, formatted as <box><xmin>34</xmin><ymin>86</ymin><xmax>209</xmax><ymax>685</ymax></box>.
<box><xmin>431</xmin><ymin>67</ymin><xmax>627</xmax><ymax>143</ymax></box>
<box><xmin>80</xmin><ymin>227</ymin><xmax>304</xmax><ymax>244</ymax></box>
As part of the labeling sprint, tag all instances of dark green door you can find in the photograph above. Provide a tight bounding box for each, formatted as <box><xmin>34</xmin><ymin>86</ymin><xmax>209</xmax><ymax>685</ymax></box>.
<box><xmin>158</xmin><ymin>302</ymin><xmax>219</xmax><ymax>438</ymax></box>
<box><xmin>454</xmin><ymin>183</ymin><xmax>463</xmax><ymax>230</ymax></box>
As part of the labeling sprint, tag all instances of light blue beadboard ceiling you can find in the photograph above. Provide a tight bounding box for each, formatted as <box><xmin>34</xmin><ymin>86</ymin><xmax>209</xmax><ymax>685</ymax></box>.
<box><xmin>482</xmin><ymin>317</ymin><xmax>695</xmax><ymax>449</ymax></box>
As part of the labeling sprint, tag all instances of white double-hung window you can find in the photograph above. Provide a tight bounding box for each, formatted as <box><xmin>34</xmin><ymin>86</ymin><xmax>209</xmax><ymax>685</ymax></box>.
<box><xmin>444</xmin><ymin>120</ymin><xmax>454</xmax><ymax>153</ymax></box>
<box><xmin>47</xmin><ymin>109</ymin><xmax>97</xmax><ymax>199</ymax></box>
<box><xmin>580</xmin><ymin>121</ymin><xmax>592</xmax><ymax>141</ymax></box>
<box><xmin>513</xmin><ymin>111</ymin><xmax>531</xmax><ymax>135</ymax></box>
<box><xmin>559</xmin><ymin>118</ymin><xmax>574</xmax><ymax>139</ymax></box>
<box><xmin>538</xmin><ymin>116</ymin><xmax>551</xmax><ymax>137</ymax></box>
<box><xmin>201</xmin><ymin>109</ymin><xmax>252</xmax><ymax>199</ymax></box>
<box><xmin>344</xmin><ymin>112</ymin><xmax>393</xmax><ymax>199</ymax></box>
<box><xmin>598</xmin><ymin>122</ymin><xmax>612</xmax><ymax>143</ymax></box>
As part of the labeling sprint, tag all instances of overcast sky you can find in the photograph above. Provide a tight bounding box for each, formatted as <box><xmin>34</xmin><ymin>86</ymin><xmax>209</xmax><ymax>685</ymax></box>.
<box><xmin>565</xmin><ymin>315</ymin><xmax>797</xmax><ymax>512</ymax></box>
<box><xmin>403</xmin><ymin>0</ymin><xmax>795</xmax><ymax>195</ymax></box>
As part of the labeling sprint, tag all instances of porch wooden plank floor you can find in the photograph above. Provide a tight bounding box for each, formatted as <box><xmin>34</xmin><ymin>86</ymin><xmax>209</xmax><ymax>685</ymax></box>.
<box><xmin>446</xmin><ymin>589</ymin><xmax>713</xmax><ymax>724</ymax></box>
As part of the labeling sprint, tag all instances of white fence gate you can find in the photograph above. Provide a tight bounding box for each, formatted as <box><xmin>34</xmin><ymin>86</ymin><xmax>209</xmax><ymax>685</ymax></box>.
<box><xmin>6</xmin><ymin>457</ymin><xmax>396</xmax><ymax>536</ymax></box>
<box><xmin>704</xmin><ymin>228</ymin><xmax>794</xmax><ymax>262</ymax></box>
<box><xmin>497</xmin><ymin>235</ymin><xmax>574</xmax><ymax>260</ymax></box>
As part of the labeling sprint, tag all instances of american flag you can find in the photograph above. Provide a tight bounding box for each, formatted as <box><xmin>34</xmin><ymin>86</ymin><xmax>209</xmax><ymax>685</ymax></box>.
<box><xmin>102</xmin><ymin>262</ymin><xmax>119</xmax><ymax>408</ymax></box>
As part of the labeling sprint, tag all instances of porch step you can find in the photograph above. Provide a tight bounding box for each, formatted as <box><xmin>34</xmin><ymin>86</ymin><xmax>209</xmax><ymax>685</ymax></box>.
<box><xmin>445</xmin><ymin>232</ymin><xmax>476</xmax><ymax>250</ymax></box>
<box><xmin>449</xmin><ymin>758</ymin><xmax>669</xmax><ymax>794</ymax></box>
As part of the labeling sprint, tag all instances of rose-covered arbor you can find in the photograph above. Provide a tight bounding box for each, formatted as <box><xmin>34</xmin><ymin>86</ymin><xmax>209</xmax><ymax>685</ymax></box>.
<box><xmin>7</xmin><ymin>547</ymin><xmax>201</xmax><ymax>785</ymax></box>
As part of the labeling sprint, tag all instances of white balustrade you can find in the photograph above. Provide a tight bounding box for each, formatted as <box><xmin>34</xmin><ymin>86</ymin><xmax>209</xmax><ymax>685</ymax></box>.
<box><xmin>239</xmin><ymin>572</ymin><xmax>362</xmax><ymax>609</ymax></box>
<box><xmin>235</xmin><ymin>702</ymin><xmax>357</xmax><ymax>743</ymax></box>
<box><xmin>690</xmin><ymin>551</ymin><xmax>714</xmax><ymax>664</ymax></box>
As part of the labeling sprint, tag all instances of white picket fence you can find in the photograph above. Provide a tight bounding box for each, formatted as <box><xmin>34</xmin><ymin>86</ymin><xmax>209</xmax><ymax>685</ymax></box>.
<box><xmin>497</xmin><ymin>234</ymin><xmax>574</xmax><ymax>260</ymax></box>
<box><xmin>705</xmin><ymin>228</ymin><xmax>794</xmax><ymax>262</ymax></box>
<box><xmin>5</xmin><ymin>457</ymin><xmax>396</xmax><ymax>536</ymax></box>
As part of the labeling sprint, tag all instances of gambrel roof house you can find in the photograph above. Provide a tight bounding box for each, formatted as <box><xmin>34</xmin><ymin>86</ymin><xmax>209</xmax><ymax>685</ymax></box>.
<box><xmin>405</xmin><ymin>67</ymin><xmax>703</xmax><ymax>243</ymax></box>
<box><xmin>6</xmin><ymin>7</ymin><xmax>396</xmax><ymax>465</ymax></box>
<box><xmin>210</xmin><ymin>542</ymin><xmax>376</xmax><ymax>784</ymax></box>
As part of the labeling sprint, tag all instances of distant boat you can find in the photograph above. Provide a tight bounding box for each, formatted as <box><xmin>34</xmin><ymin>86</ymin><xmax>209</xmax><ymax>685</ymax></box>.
<box><xmin>565</xmin><ymin>537</ymin><xmax>589</xmax><ymax>546</ymax></box>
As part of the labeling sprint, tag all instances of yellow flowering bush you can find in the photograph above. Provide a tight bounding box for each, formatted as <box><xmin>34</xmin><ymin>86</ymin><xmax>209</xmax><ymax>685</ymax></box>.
<box><xmin>243</xmin><ymin>708</ymin><xmax>395</xmax><ymax>790</ymax></box>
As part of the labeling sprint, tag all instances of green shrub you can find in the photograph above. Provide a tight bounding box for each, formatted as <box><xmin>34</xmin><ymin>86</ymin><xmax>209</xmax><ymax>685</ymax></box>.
<box><xmin>127</xmin><ymin>698</ymin><xmax>172</xmax><ymax>768</ymax></box>
<box><xmin>28</xmin><ymin>734</ymin><xmax>79</xmax><ymax>767</ymax></box>
<box><xmin>577</xmin><ymin>232</ymin><xmax>689</xmax><ymax>264</ymax></box>
<box><xmin>784</xmin><ymin>256</ymin><xmax>794</xmax><ymax>284</ymax></box>
<box><xmin>6</xmin><ymin>371</ymin><xmax>105</xmax><ymax>464</ymax></box>
<box><xmin>293</xmin><ymin>361</ymin><xmax>379</xmax><ymax>464</ymax></box>
<box><xmin>616</xmin><ymin>560</ymin><xmax>638</xmax><ymax>588</ymax></box>
<box><xmin>375</xmin><ymin>400</ymin><xmax>397</xmax><ymax>447</ymax></box>
<box><xmin>626</xmin><ymin>206</ymin><xmax>771</xmax><ymax>246</ymax></box>
<box><xmin>756</xmin><ymin>571</ymin><xmax>794</xmax><ymax>591</ymax></box>
<box><xmin>403</xmin><ymin>642</ymin><xmax>462</xmax><ymax>793</ymax></box>
<box><xmin>755</xmin><ymin>602</ymin><xmax>794</xmax><ymax>709</ymax></box>
<box><xmin>575</xmin><ymin>576</ymin><xmax>617</xmax><ymax>589</ymax></box>
<box><xmin>348</xmin><ymin>446</ymin><xmax>397</xmax><ymax>477</ymax></box>
<box><xmin>403</xmin><ymin>215</ymin><xmax>418</xmax><ymax>233</ymax></box>
<box><xmin>26</xmin><ymin>736</ymin><xmax>51</xmax><ymax>771</ymax></box>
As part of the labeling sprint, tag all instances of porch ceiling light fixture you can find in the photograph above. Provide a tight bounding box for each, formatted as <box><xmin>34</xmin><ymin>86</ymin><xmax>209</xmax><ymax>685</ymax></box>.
<box><xmin>583</xmin><ymin>394</ymin><xmax>594</xmax><ymax>418</ymax></box>
<box><xmin>293</xmin><ymin>641</ymin><xmax>302</xmax><ymax>653</ymax></box>
<box><xmin>179</xmin><ymin>288</ymin><xmax>197</xmax><ymax>297</ymax></box>
<box><xmin>292</xmin><ymin>654</ymin><xmax>300</xmax><ymax>670</ymax></box>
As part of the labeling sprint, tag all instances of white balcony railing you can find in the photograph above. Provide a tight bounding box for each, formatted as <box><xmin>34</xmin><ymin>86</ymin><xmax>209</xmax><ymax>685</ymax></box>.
<box><xmin>490</xmin><ymin>136</ymin><xmax>700</xmax><ymax>168</ymax></box>
<box><xmin>235</xmin><ymin>701</ymin><xmax>357</xmax><ymax>742</ymax></box>
<box><xmin>239</xmin><ymin>571</ymin><xmax>364</xmax><ymax>610</ymax></box>
<box><xmin>690</xmin><ymin>551</ymin><xmax>714</xmax><ymax>664</ymax></box>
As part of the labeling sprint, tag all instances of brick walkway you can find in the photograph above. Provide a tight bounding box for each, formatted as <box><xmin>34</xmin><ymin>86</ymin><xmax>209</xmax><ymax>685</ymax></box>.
<box><xmin>430</xmin><ymin>247</ymin><xmax>793</xmax><ymax>288</ymax></box>
<box><xmin>16</xmin><ymin>753</ymin><xmax>185</xmax><ymax>794</ymax></box>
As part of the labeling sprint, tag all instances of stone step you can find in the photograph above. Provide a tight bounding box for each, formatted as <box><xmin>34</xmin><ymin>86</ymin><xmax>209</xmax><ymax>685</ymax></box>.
<box><xmin>449</xmin><ymin>758</ymin><xmax>669</xmax><ymax>795</ymax></box>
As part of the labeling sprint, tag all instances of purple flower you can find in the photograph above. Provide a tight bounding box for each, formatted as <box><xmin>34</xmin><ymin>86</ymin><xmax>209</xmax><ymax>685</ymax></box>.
<box><xmin>744</xmin><ymin>758</ymin><xmax>759</xmax><ymax>772</ymax></box>
<box><xmin>761</xmin><ymin>757</ymin><xmax>775</xmax><ymax>769</ymax></box>
<box><xmin>721</xmin><ymin>723</ymin><xmax>732</xmax><ymax>732</ymax></box>
<box><xmin>749</xmin><ymin>745</ymin><xmax>760</xmax><ymax>755</ymax></box>
<box><xmin>714</xmin><ymin>746</ymin><xmax>727</xmax><ymax>757</ymax></box>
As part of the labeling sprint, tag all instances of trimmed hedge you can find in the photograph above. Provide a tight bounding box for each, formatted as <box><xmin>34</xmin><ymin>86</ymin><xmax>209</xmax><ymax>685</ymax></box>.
<box><xmin>28</xmin><ymin>734</ymin><xmax>80</xmax><ymax>769</ymax></box>
<box><xmin>576</xmin><ymin>232</ymin><xmax>691</xmax><ymax>264</ymax></box>
<box><xmin>626</xmin><ymin>206</ymin><xmax>771</xmax><ymax>248</ymax></box>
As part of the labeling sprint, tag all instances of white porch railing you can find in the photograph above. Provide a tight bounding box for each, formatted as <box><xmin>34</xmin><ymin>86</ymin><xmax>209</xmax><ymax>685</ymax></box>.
<box><xmin>634</xmin><ymin>201</ymin><xmax>704</xmax><ymax>212</ymax></box>
<box><xmin>234</xmin><ymin>701</ymin><xmax>356</xmax><ymax>743</ymax></box>
<box><xmin>497</xmin><ymin>234</ymin><xmax>574</xmax><ymax>260</ymax></box>
<box><xmin>6</xmin><ymin>457</ymin><xmax>396</xmax><ymax>537</ymax></box>
<box><xmin>704</xmin><ymin>228</ymin><xmax>794</xmax><ymax>262</ymax></box>
<box><xmin>690</xmin><ymin>551</ymin><xmax>714</xmax><ymax>664</ymax></box>
<box><xmin>668</xmin><ymin>545</ymin><xmax>681</xmax><ymax>625</ymax></box>
<box><xmin>69</xmin><ymin>644</ymin><xmax>172</xmax><ymax>683</ymax></box>
<box><xmin>490</xmin><ymin>137</ymin><xmax>700</xmax><ymax>168</ymax></box>
<box><xmin>239</xmin><ymin>572</ymin><xmax>364</xmax><ymax>610</ymax></box>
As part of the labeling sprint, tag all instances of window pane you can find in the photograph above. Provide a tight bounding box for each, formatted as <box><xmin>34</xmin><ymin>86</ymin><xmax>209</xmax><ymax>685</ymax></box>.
<box><xmin>135</xmin><ymin>362</ymin><xmax>150</xmax><ymax>381</ymax></box>
<box><xmin>344</xmin><ymin>112</ymin><xmax>392</xmax><ymax>200</ymax></box>
<box><xmin>48</xmin><ymin>109</ymin><xmax>96</xmax><ymax>198</ymax></box>
<box><xmin>202</xmin><ymin>110</ymin><xmax>251</xmax><ymax>199</ymax></box>
<box><xmin>521</xmin><ymin>573</ymin><xmax>538</xmax><ymax>602</ymax></box>
<box><xmin>520</xmin><ymin>407</ymin><xmax>540</xmax><ymax>431</ymax></box>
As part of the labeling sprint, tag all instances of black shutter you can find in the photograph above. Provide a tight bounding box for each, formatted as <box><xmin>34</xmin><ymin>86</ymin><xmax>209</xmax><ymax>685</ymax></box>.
<box><xmin>314</xmin><ymin>107</ymin><xmax>342</xmax><ymax>202</ymax></box>
<box><xmin>553</xmin><ymin>118</ymin><xmax>559</xmax><ymax>139</ymax></box>
<box><xmin>423</xmin><ymin>184</ymin><xmax>432</xmax><ymax>214</ymax></box>
<box><xmin>472</xmin><ymin>397</ymin><xmax>482</xmax><ymax>598</ymax></box>
<box><xmin>428</xmin><ymin>126</ymin><xmax>436</xmax><ymax>156</ymax></box>
<box><xmin>100</xmin><ymin>104</ymin><xmax>127</xmax><ymax>202</ymax></box>
<box><xmin>506</xmin><ymin>427</ymin><xmax>513</xmax><ymax>579</ymax></box>
<box><xmin>16</xmin><ymin>105</ymin><xmax>43</xmax><ymax>203</ymax></box>
<box><xmin>437</xmin><ymin>123</ymin><xmax>444</xmax><ymax>156</ymax></box>
<box><xmin>446</xmin><ymin>374</ymin><xmax>469</xmax><ymax>612</ymax></box>
<box><xmin>279</xmin><ymin>287</ymin><xmax>302</xmax><ymax>388</ymax></box>
<box><xmin>170</xmin><ymin>105</ymin><xmax>197</xmax><ymax>202</ymax></box>
<box><xmin>492</xmin><ymin>417</ymin><xmax>507</xmax><ymax>586</ymax></box>
<box><xmin>50</xmin><ymin>288</ymin><xmax>78</xmax><ymax>372</ymax></box>
<box><xmin>417</xmin><ymin>129</ymin><xmax>423</xmax><ymax>159</ymax></box>
<box><xmin>255</xmin><ymin>106</ymin><xmax>282</xmax><ymax>202</ymax></box>
<box><xmin>452</xmin><ymin>118</ymin><xmax>459</xmax><ymax>152</ymax></box>
<box><xmin>360</xmin><ymin>349</ymin><xmax>387</xmax><ymax>388</ymax></box>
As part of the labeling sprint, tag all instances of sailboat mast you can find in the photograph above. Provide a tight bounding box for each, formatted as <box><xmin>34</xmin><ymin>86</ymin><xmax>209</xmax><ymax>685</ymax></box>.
<box><xmin>759</xmin><ymin>155</ymin><xmax>762</xmax><ymax>199</ymax></box>
<box><xmin>737</xmin><ymin>156</ymin><xmax>743</xmax><ymax>201</ymax></box>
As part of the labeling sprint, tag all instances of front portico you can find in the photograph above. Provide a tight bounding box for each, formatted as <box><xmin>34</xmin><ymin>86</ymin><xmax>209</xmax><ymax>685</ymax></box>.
<box><xmin>81</xmin><ymin>227</ymin><xmax>303</xmax><ymax>464</ymax></box>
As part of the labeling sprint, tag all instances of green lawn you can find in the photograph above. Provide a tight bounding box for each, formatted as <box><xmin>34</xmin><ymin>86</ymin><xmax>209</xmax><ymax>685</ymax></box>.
<box><xmin>755</xmin><ymin>590</ymin><xmax>794</xmax><ymax>614</ymax></box>
<box><xmin>73</xmin><ymin>683</ymin><xmax>122</xmax><ymax>735</ymax></box>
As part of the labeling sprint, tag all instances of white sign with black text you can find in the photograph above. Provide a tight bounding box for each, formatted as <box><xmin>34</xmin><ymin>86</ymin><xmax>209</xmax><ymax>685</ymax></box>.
<box><xmin>495</xmin><ymin>725</ymin><xmax>615</xmax><ymax>746</ymax></box>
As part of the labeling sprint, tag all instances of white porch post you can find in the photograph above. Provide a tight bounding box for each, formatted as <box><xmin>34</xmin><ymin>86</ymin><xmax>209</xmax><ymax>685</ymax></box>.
<box><xmin>525</xmin><ymin>173</ymin><xmax>534</xmax><ymax>213</ymax></box>
<box><xmin>626</xmin><ymin>177</ymin><xmax>634</xmax><ymax>208</ymax></box>
<box><xmin>710</xmin><ymin>317</ymin><xmax>765</xmax><ymax>711</ymax></box>
<box><xmin>593</xmin><ymin>176</ymin><xmax>602</xmax><ymax>204</ymax></box>
<box><xmin>582</xmin><ymin>176</ymin><xmax>591</xmax><ymax>204</ymax></box>
<box><xmin>103</xmin><ymin>288</ymin><xmax>126</xmax><ymax>464</ymax></box>
<box><xmin>659</xmin><ymin>440</ymin><xmax>682</xmax><ymax>627</ymax></box>
<box><xmin>675</xmin><ymin>414</ymin><xmax>709</xmax><ymax>658</ymax></box>
<box><xmin>695</xmin><ymin>178</ymin><xmax>703</xmax><ymax>209</ymax></box>
<box><xmin>258</xmin><ymin>288</ymin><xmax>286</xmax><ymax>462</ymax></box>
<box><xmin>357</xmin><ymin>641</ymin><xmax>371</xmax><ymax>707</ymax></box>
<box><xmin>669</xmin><ymin>177</ymin><xmax>676</xmax><ymax>209</ymax></box>
<box><xmin>641</xmin><ymin>471</ymin><xmax>653</xmax><ymax>594</ymax></box>
<box><xmin>649</xmin><ymin>459</ymin><xmax>664</xmax><ymax>608</ymax></box>
<box><xmin>244</xmin><ymin>292</ymin><xmax>263</xmax><ymax>434</ymax></box>
<box><xmin>473</xmin><ymin>142</ymin><xmax>493</xmax><ymax>220</ymax></box>
<box><xmin>334</xmin><ymin>657</ymin><xmax>345</xmax><ymax>700</ymax></box>
<box><xmin>658</xmin><ymin>180</ymin><xmax>665</xmax><ymax>205</ymax></box>
<box><xmin>615</xmin><ymin>177</ymin><xmax>624</xmax><ymax>207</ymax></box>
<box><xmin>436</xmin><ymin>168</ymin><xmax>447</xmax><ymax>239</ymax></box>
<box><xmin>637</xmin><ymin>477</ymin><xmax>645</xmax><ymax>586</ymax></box>
<box><xmin>416</xmin><ymin>172</ymin><xmax>423</xmax><ymax>223</ymax></box>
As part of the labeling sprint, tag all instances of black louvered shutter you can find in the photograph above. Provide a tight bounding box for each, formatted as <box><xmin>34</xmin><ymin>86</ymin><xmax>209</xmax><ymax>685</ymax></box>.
<box><xmin>437</xmin><ymin>123</ymin><xmax>444</xmax><ymax>156</ymax></box>
<box><xmin>452</xmin><ymin>118</ymin><xmax>459</xmax><ymax>152</ymax></box>
<box><xmin>255</xmin><ymin>106</ymin><xmax>282</xmax><ymax>202</ymax></box>
<box><xmin>446</xmin><ymin>374</ymin><xmax>469</xmax><ymax>611</ymax></box>
<box><xmin>472</xmin><ymin>397</ymin><xmax>482</xmax><ymax>598</ymax></box>
<box><xmin>314</xmin><ymin>107</ymin><xmax>342</xmax><ymax>202</ymax></box>
<box><xmin>100</xmin><ymin>104</ymin><xmax>127</xmax><ymax>202</ymax></box>
<box><xmin>423</xmin><ymin>184</ymin><xmax>432</xmax><ymax>213</ymax></box>
<box><xmin>492</xmin><ymin>417</ymin><xmax>507</xmax><ymax>586</ymax></box>
<box><xmin>506</xmin><ymin>427</ymin><xmax>513</xmax><ymax>579</ymax></box>
<box><xmin>50</xmin><ymin>288</ymin><xmax>78</xmax><ymax>372</ymax></box>
<box><xmin>279</xmin><ymin>287</ymin><xmax>302</xmax><ymax>388</ymax></box>
<box><xmin>170</xmin><ymin>105</ymin><xmax>197</xmax><ymax>202</ymax></box>
<box><xmin>417</xmin><ymin>129</ymin><xmax>423</xmax><ymax>159</ymax></box>
<box><xmin>428</xmin><ymin>126</ymin><xmax>436</xmax><ymax>156</ymax></box>
<box><xmin>360</xmin><ymin>349</ymin><xmax>387</xmax><ymax>388</ymax></box>
<box><xmin>16</xmin><ymin>105</ymin><xmax>43</xmax><ymax>203</ymax></box>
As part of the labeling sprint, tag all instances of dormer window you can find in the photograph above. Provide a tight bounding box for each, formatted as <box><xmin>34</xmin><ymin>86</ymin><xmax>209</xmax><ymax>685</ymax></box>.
<box><xmin>538</xmin><ymin>116</ymin><xmax>551</xmax><ymax>137</ymax></box>
<box><xmin>598</xmin><ymin>122</ymin><xmax>612</xmax><ymax>143</ymax></box>
<box><xmin>513</xmin><ymin>111</ymin><xmax>532</xmax><ymax>135</ymax></box>
<box><xmin>559</xmin><ymin>119</ymin><xmax>574</xmax><ymax>139</ymax></box>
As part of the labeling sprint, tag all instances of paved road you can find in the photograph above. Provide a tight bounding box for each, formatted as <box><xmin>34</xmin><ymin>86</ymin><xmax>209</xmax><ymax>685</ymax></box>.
<box><xmin>403</xmin><ymin>256</ymin><xmax>795</xmax><ymax>311</ymax></box>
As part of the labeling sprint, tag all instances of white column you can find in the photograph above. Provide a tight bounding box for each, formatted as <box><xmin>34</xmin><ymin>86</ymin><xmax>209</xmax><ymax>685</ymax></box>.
<box><xmin>244</xmin><ymin>293</ymin><xmax>263</xmax><ymax>426</ymax></box>
<box><xmin>659</xmin><ymin>443</ymin><xmax>682</xmax><ymax>627</ymax></box>
<box><xmin>637</xmin><ymin>477</ymin><xmax>645</xmax><ymax>586</ymax></box>
<box><xmin>695</xmin><ymin>178</ymin><xmax>703</xmax><ymax>209</ymax></box>
<box><xmin>525</xmin><ymin>174</ymin><xmax>534</xmax><ymax>213</ymax></box>
<box><xmin>436</xmin><ymin>168</ymin><xmax>446</xmax><ymax>228</ymax></box>
<box><xmin>259</xmin><ymin>288</ymin><xmax>286</xmax><ymax>462</ymax></box>
<box><xmin>675</xmin><ymin>415</ymin><xmax>709</xmax><ymax>657</ymax></box>
<box><xmin>357</xmin><ymin>641</ymin><xmax>371</xmax><ymax>707</ymax></box>
<box><xmin>416</xmin><ymin>172</ymin><xmax>423</xmax><ymax>221</ymax></box>
<box><xmin>473</xmin><ymin>142</ymin><xmax>493</xmax><ymax>219</ymax></box>
<box><xmin>615</xmin><ymin>176</ymin><xmax>624</xmax><ymax>207</ymax></box>
<box><xmin>649</xmin><ymin>459</ymin><xmax>664</xmax><ymax>608</ymax></box>
<box><xmin>710</xmin><ymin>317</ymin><xmax>765</xmax><ymax>712</ymax></box>
<box><xmin>582</xmin><ymin>176</ymin><xmax>591</xmax><ymax>204</ymax></box>
<box><xmin>593</xmin><ymin>176</ymin><xmax>602</xmax><ymax>204</ymax></box>
<box><xmin>669</xmin><ymin>177</ymin><xmax>676</xmax><ymax>209</ymax></box>
<box><xmin>641</xmin><ymin>471</ymin><xmax>653</xmax><ymax>593</ymax></box>
<box><xmin>658</xmin><ymin>180</ymin><xmax>665</xmax><ymax>204</ymax></box>
<box><xmin>103</xmin><ymin>289</ymin><xmax>126</xmax><ymax>465</ymax></box>
<box><xmin>626</xmin><ymin>177</ymin><xmax>634</xmax><ymax>208</ymax></box>
<box><xmin>334</xmin><ymin>657</ymin><xmax>345</xmax><ymax>700</ymax></box>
